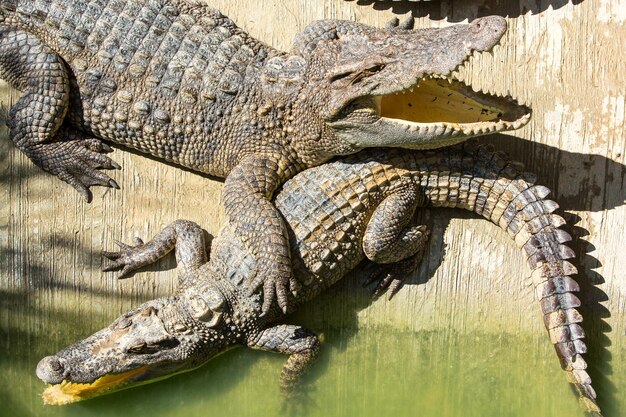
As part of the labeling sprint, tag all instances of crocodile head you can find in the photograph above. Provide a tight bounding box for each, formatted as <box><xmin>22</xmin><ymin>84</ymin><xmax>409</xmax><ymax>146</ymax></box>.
<box><xmin>36</xmin><ymin>284</ymin><xmax>241</xmax><ymax>405</ymax></box>
<box><xmin>289</xmin><ymin>16</ymin><xmax>530</xmax><ymax>157</ymax></box>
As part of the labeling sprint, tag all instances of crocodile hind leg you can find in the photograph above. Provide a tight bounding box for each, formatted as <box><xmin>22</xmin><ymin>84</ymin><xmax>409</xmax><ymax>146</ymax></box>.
<box><xmin>364</xmin><ymin>225</ymin><xmax>429</xmax><ymax>299</ymax></box>
<box><xmin>247</xmin><ymin>324</ymin><xmax>321</xmax><ymax>394</ymax></box>
<box><xmin>0</xmin><ymin>28</ymin><xmax>119</xmax><ymax>201</ymax></box>
<box><xmin>362</xmin><ymin>182</ymin><xmax>430</xmax><ymax>298</ymax></box>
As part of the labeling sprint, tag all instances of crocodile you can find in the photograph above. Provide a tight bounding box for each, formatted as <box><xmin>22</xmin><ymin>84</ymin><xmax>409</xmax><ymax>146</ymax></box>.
<box><xmin>36</xmin><ymin>141</ymin><xmax>601</xmax><ymax>416</ymax></box>
<box><xmin>0</xmin><ymin>0</ymin><xmax>530</xmax><ymax>314</ymax></box>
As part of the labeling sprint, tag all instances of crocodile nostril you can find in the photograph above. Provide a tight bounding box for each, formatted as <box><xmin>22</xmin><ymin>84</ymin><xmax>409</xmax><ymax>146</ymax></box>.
<box><xmin>36</xmin><ymin>356</ymin><xmax>65</xmax><ymax>384</ymax></box>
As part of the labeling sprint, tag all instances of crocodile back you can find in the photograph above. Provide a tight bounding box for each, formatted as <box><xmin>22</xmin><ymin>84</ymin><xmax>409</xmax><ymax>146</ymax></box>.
<box><xmin>0</xmin><ymin>0</ymin><xmax>275</xmax><ymax>173</ymax></box>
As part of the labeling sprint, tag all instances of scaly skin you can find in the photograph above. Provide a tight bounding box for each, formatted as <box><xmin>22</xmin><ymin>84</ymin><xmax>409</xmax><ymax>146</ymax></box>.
<box><xmin>0</xmin><ymin>0</ymin><xmax>531</xmax><ymax>313</ymax></box>
<box><xmin>37</xmin><ymin>141</ymin><xmax>600</xmax><ymax>416</ymax></box>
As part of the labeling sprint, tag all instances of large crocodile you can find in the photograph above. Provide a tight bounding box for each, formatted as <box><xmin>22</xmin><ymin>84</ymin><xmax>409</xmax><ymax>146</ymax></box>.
<box><xmin>0</xmin><ymin>0</ymin><xmax>530</xmax><ymax>314</ymax></box>
<box><xmin>36</xmin><ymin>141</ymin><xmax>601</xmax><ymax>416</ymax></box>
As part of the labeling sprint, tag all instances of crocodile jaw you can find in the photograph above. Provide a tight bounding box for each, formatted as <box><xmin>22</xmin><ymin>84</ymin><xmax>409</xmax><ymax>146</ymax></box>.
<box><xmin>328</xmin><ymin>76</ymin><xmax>531</xmax><ymax>150</ymax></box>
<box><xmin>41</xmin><ymin>366</ymin><xmax>152</xmax><ymax>405</ymax></box>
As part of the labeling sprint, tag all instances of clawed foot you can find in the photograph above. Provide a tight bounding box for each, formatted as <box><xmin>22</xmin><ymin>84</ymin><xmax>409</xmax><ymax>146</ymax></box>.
<box><xmin>364</xmin><ymin>264</ymin><xmax>407</xmax><ymax>300</ymax></box>
<box><xmin>364</xmin><ymin>250</ymin><xmax>425</xmax><ymax>300</ymax></box>
<box><xmin>102</xmin><ymin>237</ymin><xmax>146</xmax><ymax>278</ymax></box>
<box><xmin>25</xmin><ymin>134</ymin><xmax>120</xmax><ymax>202</ymax></box>
<box><xmin>248</xmin><ymin>260</ymin><xmax>301</xmax><ymax>315</ymax></box>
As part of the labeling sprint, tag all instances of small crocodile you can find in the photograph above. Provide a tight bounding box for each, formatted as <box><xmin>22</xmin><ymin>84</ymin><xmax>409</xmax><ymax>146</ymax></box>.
<box><xmin>36</xmin><ymin>141</ymin><xmax>601</xmax><ymax>416</ymax></box>
<box><xmin>0</xmin><ymin>0</ymin><xmax>530</xmax><ymax>314</ymax></box>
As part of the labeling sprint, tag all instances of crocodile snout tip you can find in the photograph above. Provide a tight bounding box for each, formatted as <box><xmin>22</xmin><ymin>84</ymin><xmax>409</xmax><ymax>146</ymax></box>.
<box><xmin>36</xmin><ymin>356</ymin><xmax>65</xmax><ymax>384</ymax></box>
<box><xmin>468</xmin><ymin>16</ymin><xmax>507</xmax><ymax>51</ymax></box>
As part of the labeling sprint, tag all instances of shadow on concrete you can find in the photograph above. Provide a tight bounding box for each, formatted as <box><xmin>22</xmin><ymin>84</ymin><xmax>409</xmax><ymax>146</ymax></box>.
<box><xmin>353</xmin><ymin>0</ymin><xmax>585</xmax><ymax>22</ymax></box>
<box><xmin>566</xmin><ymin>219</ymin><xmax>616</xmax><ymax>417</ymax></box>
<box><xmin>481</xmin><ymin>134</ymin><xmax>625</xmax><ymax>213</ymax></box>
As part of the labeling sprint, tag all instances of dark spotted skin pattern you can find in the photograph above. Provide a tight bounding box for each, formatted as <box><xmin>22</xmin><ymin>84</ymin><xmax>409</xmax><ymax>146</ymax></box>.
<box><xmin>0</xmin><ymin>0</ymin><xmax>516</xmax><ymax>315</ymax></box>
<box><xmin>71</xmin><ymin>142</ymin><xmax>599</xmax><ymax>414</ymax></box>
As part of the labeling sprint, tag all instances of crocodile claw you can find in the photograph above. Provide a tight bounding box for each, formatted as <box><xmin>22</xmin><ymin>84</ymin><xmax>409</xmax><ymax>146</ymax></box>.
<box><xmin>27</xmin><ymin>136</ymin><xmax>121</xmax><ymax>203</ymax></box>
<box><xmin>364</xmin><ymin>247</ymin><xmax>426</xmax><ymax>300</ymax></box>
<box><xmin>364</xmin><ymin>266</ymin><xmax>405</xmax><ymax>300</ymax></box>
<box><xmin>101</xmin><ymin>237</ymin><xmax>147</xmax><ymax>278</ymax></box>
<box><xmin>249</xmin><ymin>263</ymin><xmax>301</xmax><ymax>316</ymax></box>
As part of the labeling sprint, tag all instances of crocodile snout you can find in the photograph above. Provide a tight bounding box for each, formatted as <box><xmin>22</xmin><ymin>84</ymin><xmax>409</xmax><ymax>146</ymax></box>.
<box><xmin>36</xmin><ymin>356</ymin><xmax>66</xmax><ymax>384</ymax></box>
<box><xmin>468</xmin><ymin>16</ymin><xmax>507</xmax><ymax>52</ymax></box>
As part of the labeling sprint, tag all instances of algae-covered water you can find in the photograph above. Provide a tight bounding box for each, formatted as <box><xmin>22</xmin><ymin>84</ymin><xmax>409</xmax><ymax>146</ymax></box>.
<box><xmin>1</xmin><ymin>279</ymin><xmax>613</xmax><ymax>417</ymax></box>
<box><xmin>0</xmin><ymin>328</ymin><xmax>583</xmax><ymax>417</ymax></box>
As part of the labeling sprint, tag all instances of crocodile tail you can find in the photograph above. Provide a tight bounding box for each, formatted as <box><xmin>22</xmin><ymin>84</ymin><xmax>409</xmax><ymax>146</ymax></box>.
<box><xmin>418</xmin><ymin>140</ymin><xmax>602</xmax><ymax>416</ymax></box>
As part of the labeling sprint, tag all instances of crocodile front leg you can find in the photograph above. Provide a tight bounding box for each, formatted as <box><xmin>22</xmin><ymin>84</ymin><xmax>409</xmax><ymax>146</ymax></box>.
<box><xmin>0</xmin><ymin>29</ymin><xmax>119</xmax><ymax>201</ymax></box>
<box><xmin>223</xmin><ymin>155</ymin><xmax>301</xmax><ymax>315</ymax></box>
<box><xmin>248</xmin><ymin>324</ymin><xmax>321</xmax><ymax>393</ymax></box>
<box><xmin>102</xmin><ymin>220</ymin><xmax>208</xmax><ymax>286</ymax></box>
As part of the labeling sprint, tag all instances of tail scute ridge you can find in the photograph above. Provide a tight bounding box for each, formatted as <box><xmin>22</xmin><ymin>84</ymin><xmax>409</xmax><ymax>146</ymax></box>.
<box><xmin>544</xmin><ymin>307</ymin><xmax>583</xmax><ymax>329</ymax></box>
<box><xmin>536</xmin><ymin>276</ymin><xmax>581</xmax><ymax>300</ymax></box>
<box><xmin>540</xmin><ymin>292</ymin><xmax>582</xmax><ymax>314</ymax></box>
<box><xmin>555</xmin><ymin>339</ymin><xmax>588</xmax><ymax>358</ymax></box>
<box><xmin>513</xmin><ymin>214</ymin><xmax>566</xmax><ymax>246</ymax></box>
<box><xmin>548</xmin><ymin>323</ymin><xmax>585</xmax><ymax>344</ymax></box>
<box><xmin>527</xmin><ymin>244</ymin><xmax>576</xmax><ymax>268</ymax></box>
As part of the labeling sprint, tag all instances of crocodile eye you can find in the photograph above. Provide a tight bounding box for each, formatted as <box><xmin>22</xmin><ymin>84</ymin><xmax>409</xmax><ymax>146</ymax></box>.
<box><xmin>140</xmin><ymin>307</ymin><xmax>157</xmax><ymax>316</ymax></box>
<box><xmin>127</xmin><ymin>339</ymin><xmax>180</xmax><ymax>354</ymax></box>
<box><xmin>329</xmin><ymin>63</ymin><xmax>387</xmax><ymax>86</ymax></box>
<box><xmin>128</xmin><ymin>343</ymin><xmax>147</xmax><ymax>354</ymax></box>
<box><xmin>173</xmin><ymin>322</ymin><xmax>189</xmax><ymax>333</ymax></box>
<box><xmin>115</xmin><ymin>317</ymin><xmax>132</xmax><ymax>329</ymax></box>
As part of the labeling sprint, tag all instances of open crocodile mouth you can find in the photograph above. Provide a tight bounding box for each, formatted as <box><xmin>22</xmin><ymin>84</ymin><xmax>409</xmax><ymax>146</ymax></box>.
<box><xmin>329</xmin><ymin>74</ymin><xmax>531</xmax><ymax>149</ymax></box>
<box><xmin>42</xmin><ymin>366</ymin><xmax>151</xmax><ymax>405</ymax></box>
<box><xmin>375</xmin><ymin>76</ymin><xmax>531</xmax><ymax>136</ymax></box>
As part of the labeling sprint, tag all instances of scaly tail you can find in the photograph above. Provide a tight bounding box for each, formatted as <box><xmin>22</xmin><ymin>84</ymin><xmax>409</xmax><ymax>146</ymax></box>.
<box><xmin>415</xmin><ymin>140</ymin><xmax>602</xmax><ymax>416</ymax></box>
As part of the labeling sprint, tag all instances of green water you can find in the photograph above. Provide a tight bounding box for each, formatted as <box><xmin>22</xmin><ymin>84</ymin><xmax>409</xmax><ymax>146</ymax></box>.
<box><xmin>2</xmin><ymin>285</ymin><xmax>617</xmax><ymax>417</ymax></box>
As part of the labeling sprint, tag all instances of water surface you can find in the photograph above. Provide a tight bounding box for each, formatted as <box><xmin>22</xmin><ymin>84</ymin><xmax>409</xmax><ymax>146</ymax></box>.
<box><xmin>1</xmin><ymin>283</ymin><xmax>607</xmax><ymax>417</ymax></box>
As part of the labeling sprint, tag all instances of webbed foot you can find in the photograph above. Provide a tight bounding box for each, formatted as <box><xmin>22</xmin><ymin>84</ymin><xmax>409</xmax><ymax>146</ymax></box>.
<box><xmin>248</xmin><ymin>324</ymin><xmax>321</xmax><ymax>404</ymax></box>
<box><xmin>0</xmin><ymin>29</ymin><xmax>119</xmax><ymax>202</ymax></box>
<box><xmin>223</xmin><ymin>155</ymin><xmax>303</xmax><ymax>315</ymax></box>
<box><xmin>280</xmin><ymin>383</ymin><xmax>316</xmax><ymax>416</ymax></box>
